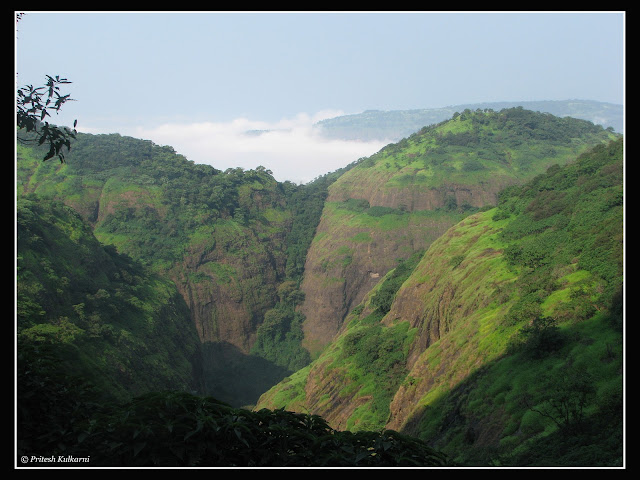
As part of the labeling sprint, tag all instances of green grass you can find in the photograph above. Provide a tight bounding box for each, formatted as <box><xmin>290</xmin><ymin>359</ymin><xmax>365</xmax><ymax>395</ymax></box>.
<box><xmin>260</xmin><ymin>138</ymin><xmax>622</xmax><ymax>465</ymax></box>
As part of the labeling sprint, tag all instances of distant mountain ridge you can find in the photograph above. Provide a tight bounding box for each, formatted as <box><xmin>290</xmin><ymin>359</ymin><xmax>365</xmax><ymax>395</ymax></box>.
<box><xmin>314</xmin><ymin>100</ymin><xmax>622</xmax><ymax>142</ymax></box>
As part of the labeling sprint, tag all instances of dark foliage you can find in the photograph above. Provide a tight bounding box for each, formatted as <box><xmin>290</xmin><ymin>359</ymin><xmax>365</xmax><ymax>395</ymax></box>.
<box><xmin>517</xmin><ymin>316</ymin><xmax>565</xmax><ymax>359</ymax></box>
<box><xmin>17</xmin><ymin>196</ymin><xmax>202</xmax><ymax>400</ymax></box>
<box><xmin>17</xmin><ymin>345</ymin><xmax>450</xmax><ymax>467</ymax></box>
<box><xmin>17</xmin><ymin>75</ymin><xmax>77</xmax><ymax>162</ymax></box>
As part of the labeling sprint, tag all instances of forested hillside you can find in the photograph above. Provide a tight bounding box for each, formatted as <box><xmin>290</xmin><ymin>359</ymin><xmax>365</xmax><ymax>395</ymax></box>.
<box><xmin>257</xmin><ymin>138</ymin><xmax>624</xmax><ymax>466</ymax></box>
<box><xmin>15</xmin><ymin>195</ymin><xmax>451</xmax><ymax>466</ymax></box>
<box><xmin>17</xmin><ymin>196</ymin><xmax>203</xmax><ymax>401</ymax></box>
<box><xmin>17</xmin><ymin>131</ymin><xmax>345</xmax><ymax>405</ymax></box>
<box><xmin>16</xmin><ymin>108</ymin><xmax>620</xmax><ymax>408</ymax></box>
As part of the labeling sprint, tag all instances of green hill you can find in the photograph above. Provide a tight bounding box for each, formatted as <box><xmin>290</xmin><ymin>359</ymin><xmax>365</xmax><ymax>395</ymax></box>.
<box><xmin>299</xmin><ymin>107</ymin><xmax>619</xmax><ymax>355</ymax></box>
<box><xmin>257</xmin><ymin>138</ymin><xmax>624</xmax><ymax>466</ymax></box>
<box><xmin>16</xmin><ymin>108</ymin><xmax>624</xmax><ymax>466</ymax></box>
<box><xmin>17</xmin><ymin>196</ymin><xmax>203</xmax><ymax>402</ymax></box>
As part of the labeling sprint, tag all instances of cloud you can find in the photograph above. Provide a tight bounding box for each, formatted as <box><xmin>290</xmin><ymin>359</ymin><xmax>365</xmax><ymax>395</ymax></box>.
<box><xmin>117</xmin><ymin>111</ymin><xmax>387</xmax><ymax>184</ymax></box>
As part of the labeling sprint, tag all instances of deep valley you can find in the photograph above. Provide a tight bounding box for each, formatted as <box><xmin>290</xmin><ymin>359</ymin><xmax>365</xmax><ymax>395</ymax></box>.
<box><xmin>16</xmin><ymin>104</ymin><xmax>624</xmax><ymax>467</ymax></box>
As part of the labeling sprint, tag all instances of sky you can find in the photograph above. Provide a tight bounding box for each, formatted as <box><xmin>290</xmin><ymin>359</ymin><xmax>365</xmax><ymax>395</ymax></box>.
<box><xmin>15</xmin><ymin>11</ymin><xmax>625</xmax><ymax>184</ymax></box>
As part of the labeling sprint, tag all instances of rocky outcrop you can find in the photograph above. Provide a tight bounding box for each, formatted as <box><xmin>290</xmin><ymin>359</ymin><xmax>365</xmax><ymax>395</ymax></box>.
<box><xmin>171</xmin><ymin>231</ymin><xmax>284</xmax><ymax>352</ymax></box>
<box><xmin>328</xmin><ymin>176</ymin><xmax>512</xmax><ymax>212</ymax></box>
<box><xmin>299</xmin><ymin>204</ymin><xmax>456</xmax><ymax>354</ymax></box>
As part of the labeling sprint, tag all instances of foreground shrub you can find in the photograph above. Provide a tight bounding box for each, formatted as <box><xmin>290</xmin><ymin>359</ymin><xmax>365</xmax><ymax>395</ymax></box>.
<box><xmin>71</xmin><ymin>391</ymin><xmax>449</xmax><ymax>467</ymax></box>
<box><xmin>18</xmin><ymin>345</ymin><xmax>449</xmax><ymax>467</ymax></box>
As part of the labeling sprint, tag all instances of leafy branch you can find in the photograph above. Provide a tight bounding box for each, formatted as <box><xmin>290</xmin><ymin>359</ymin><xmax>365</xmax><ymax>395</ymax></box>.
<box><xmin>17</xmin><ymin>75</ymin><xmax>77</xmax><ymax>162</ymax></box>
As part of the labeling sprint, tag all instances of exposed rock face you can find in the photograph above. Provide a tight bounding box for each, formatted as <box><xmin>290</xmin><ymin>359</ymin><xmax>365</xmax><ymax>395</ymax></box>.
<box><xmin>298</xmin><ymin>212</ymin><xmax>398</xmax><ymax>352</ymax></box>
<box><xmin>171</xmin><ymin>232</ymin><xmax>285</xmax><ymax>352</ymax></box>
<box><xmin>299</xmin><ymin>177</ymin><xmax>512</xmax><ymax>355</ymax></box>
<box><xmin>328</xmin><ymin>178</ymin><xmax>509</xmax><ymax>212</ymax></box>
<box><xmin>170</xmin><ymin>198</ymin><xmax>291</xmax><ymax>352</ymax></box>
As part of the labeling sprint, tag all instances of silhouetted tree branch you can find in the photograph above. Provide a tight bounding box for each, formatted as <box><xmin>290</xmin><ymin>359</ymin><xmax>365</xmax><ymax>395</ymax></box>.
<box><xmin>16</xmin><ymin>14</ymin><xmax>77</xmax><ymax>162</ymax></box>
<box><xmin>17</xmin><ymin>75</ymin><xmax>78</xmax><ymax>162</ymax></box>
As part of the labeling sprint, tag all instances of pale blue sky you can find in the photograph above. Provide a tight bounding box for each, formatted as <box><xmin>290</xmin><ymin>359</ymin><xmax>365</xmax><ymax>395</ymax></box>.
<box><xmin>15</xmin><ymin>11</ymin><xmax>625</xmax><ymax>182</ymax></box>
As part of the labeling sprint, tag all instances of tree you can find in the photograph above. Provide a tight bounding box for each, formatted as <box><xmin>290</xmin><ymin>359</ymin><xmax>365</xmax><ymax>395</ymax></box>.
<box><xmin>16</xmin><ymin>14</ymin><xmax>77</xmax><ymax>162</ymax></box>
<box><xmin>517</xmin><ymin>315</ymin><xmax>565</xmax><ymax>358</ymax></box>
<box><xmin>524</xmin><ymin>365</ymin><xmax>596</xmax><ymax>434</ymax></box>
<box><xmin>17</xmin><ymin>75</ymin><xmax>78</xmax><ymax>162</ymax></box>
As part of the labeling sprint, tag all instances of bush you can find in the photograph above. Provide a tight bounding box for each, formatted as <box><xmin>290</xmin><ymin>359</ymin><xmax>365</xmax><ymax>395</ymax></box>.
<box><xmin>526</xmin><ymin>365</ymin><xmax>596</xmax><ymax>434</ymax></box>
<box><xmin>517</xmin><ymin>316</ymin><xmax>565</xmax><ymax>359</ymax></box>
<box><xmin>503</xmin><ymin>296</ymin><xmax>543</xmax><ymax>326</ymax></box>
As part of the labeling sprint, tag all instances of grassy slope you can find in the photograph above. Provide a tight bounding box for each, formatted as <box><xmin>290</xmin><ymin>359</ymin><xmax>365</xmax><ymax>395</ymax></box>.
<box><xmin>328</xmin><ymin>107</ymin><xmax>619</xmax><ymax>202</ymax></box>
<box><xmin>257</xmin><ymin>138</ymin><xmax>623</xmax><ymax>466</ymax></box>
<box><xmin>300</xmin><ymin>108</ymin><xmax>619</xmax><ymax>354</ymax></box>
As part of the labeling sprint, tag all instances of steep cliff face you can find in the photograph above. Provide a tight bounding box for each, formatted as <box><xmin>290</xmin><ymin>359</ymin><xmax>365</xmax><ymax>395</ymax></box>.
<box><xmin>170</xmin><ymin>218</ymin><xmax>288</xmax><ymax>351</ymax></box>
<box><xmin>299</xmin><ymin>108</ymin><xmax>618</xmax><ymax>354</ymax></box>
<box><xmin>299</xmin><ymin>201</ymin><xmax>455</xmax><ymax>354</ymax></box>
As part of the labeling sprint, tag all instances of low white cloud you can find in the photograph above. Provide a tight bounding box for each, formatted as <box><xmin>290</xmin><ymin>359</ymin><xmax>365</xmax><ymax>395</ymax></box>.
<box><xmin>117</xmin><ymin>111</ymin><xmax>387</xmax><ymax>184</ymax></box>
